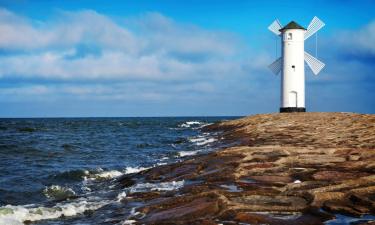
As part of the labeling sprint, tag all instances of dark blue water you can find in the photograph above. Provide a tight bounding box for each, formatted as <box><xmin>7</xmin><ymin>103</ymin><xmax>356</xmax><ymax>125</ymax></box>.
<box><xmin>0</xmin><ymin>117</ymin><xmax>234</xmax><ymax>224</ymax></box>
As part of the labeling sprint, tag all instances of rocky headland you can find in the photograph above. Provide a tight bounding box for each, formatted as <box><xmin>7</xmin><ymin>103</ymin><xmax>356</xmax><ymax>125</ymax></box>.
<box><xmin>118</xmin><ymin>112</ymin><xmax>375</xmax><ymax>224</ymax></box>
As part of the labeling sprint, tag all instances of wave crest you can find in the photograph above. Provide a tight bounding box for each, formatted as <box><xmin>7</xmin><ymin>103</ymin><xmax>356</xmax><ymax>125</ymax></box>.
<box><xmin>43</xmin><ymin>185</ymin><xmax>76</xmax><ymax>201</ymax></box>
<box><xmin>0</xmin><ymin>197</ymin><xmax>110</xmax><ymax>225</ymax></box>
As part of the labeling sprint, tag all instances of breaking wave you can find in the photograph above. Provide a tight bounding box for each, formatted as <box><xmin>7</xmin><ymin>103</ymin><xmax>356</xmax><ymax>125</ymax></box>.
<box><xmin>178</xmin><ymin>121</ymin><xmax>212</xmax><ymax>129</ymax></box>
<box><xmin>0</xmin><ymin>197</ymin><xmax>110</xmax><ymax>225</ymax></box>
<box><xmin>83</xmin><ymin>166</ymin><xmax>150</xmax><ymax>181</ymax></box>
<box><xmin>0</xmin><ymin>178</ymin><xmax>186</xmax><ymax>224</ymax></box>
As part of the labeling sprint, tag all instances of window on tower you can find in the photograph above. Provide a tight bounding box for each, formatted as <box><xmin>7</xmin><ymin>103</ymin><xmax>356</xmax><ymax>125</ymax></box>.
<box><xmin>288</xmin><ymin>33</ymin><xmax>293</xmax><ymax>40</ymax></box>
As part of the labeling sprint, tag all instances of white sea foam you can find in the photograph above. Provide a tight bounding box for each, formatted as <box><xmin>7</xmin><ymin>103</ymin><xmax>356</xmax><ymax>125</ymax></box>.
<box><xmin>196</xmin><ymin>137</ymin><xmax>216</xmax><ymax>146</ymax></box>
<box><xmin>179</xmin><ymin>121</ymin><xmax>202</xmax><ymax>128</ymax></box>
<box><xmin>0</xmin><ymin>197</ymin><xmax>110</xmax><ymax>225</ymax></box>
<box><xmin>94</xmin><ymin>170</ymin><xmax>123</xmax><ymax>179</ymax></box>
<box><xmin>172</xmin><ymin>121</ymin><xmax>212</xmax><ymax>130</ymax></box>
<box><xmin>123</xmin><ymin>220</ymin><xmax>137</xmax><ymax>224</ymax></box>
<box><xmin>81</xmin><ymin>178</ymin><xmax>92</xmax><ymax>192</ymax></box>
<box><xmin>86</xmin><ymin>166</ymin><xmax>149</xmax><ymax>182</ymax></box>
<box><xmin>1</xmin><ymin>156</ymin><xmax>186</xmax><ymax>224</ymax></box>
<box><xmin>189</xmin><ymin>136</ymin><xmax>216</xmax><ymax>146</ymax></box>
<box><xmin>129</xmin><ymin>180</ymin><xmax>185</xmax><ymax>193</ymax></box>
<box><xmin>116</xmin><ymin>192</ymin><xmax>127</xmax><ymax>202</ymax></box>
<box><xmin>189</xmin><ymin>137</ymin><xmax>206</xmax><ymax>143</ymax></box>
<box><xmin>124</xmin><ymin>166</ymin><xmax>148</xmax><ymax>174</ymax></box>
<box><xmin>185</xmin><ymin>121</ymin><xmax>202</xmax><ymax>125</ymax></box>
<box><xmin>178</xmin><ymin>150</ymin><xmax>199</xmax><ymax>157</ymax></box>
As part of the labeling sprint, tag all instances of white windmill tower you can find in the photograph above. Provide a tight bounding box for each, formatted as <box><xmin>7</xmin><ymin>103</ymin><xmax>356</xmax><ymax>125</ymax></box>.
<box><xmin>268</xmin><ymin>17</ymin><xmax>325</xmax><ymax>112</ymax></box>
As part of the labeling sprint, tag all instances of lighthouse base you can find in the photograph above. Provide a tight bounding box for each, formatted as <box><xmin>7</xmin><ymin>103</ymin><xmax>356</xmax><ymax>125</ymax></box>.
<box><xmin>280</xmin><ymin>107</ymin><xmax>306</xmax><ymax>113</ymax></box>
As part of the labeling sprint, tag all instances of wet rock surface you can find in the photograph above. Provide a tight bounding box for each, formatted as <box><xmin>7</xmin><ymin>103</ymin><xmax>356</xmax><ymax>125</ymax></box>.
<box><xmin>118</xmin><ymin>112</ymin><xmax>375</xmax><ymax>224</ymax></box>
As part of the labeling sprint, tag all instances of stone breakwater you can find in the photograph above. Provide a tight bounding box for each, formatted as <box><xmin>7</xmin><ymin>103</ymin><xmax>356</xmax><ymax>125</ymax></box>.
<box><xmin>118</xmin><ymin>112</ymin><xmax>375</xmax><ymax>224</ymax></box>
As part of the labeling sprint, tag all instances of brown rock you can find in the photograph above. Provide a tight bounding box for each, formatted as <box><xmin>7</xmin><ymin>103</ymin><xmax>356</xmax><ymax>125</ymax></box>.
<box><xmin>234</xmin><ymin>212</ymin><xmax>325</xmax><ymax>225</ymax></box>
<box><xmin>230</xmin><ymin>195</ymin><xmax>308</xmax><ymax>211</ymax></box>
<box><xmin>311</xmin><ymin>192</ymin><xmax>345</xmax><ymax>207</ymax></box>
<box><xmin>250</xmin><ymin>175</ymin><xmax>293</xmax><ymax>183</ymax></box>
<box><xmin>140</xmin><ymin>196</ymin><xmax>221</xmax><ymax>224</ymax></box>
<box><xmin>128</xmin><ymin>191</ymin><xmax>161</xmax><ymax>201</ymax></box>
<box><xmin>312</xmin><ymin>171</ymin><xmax>366</xmax><ymax>181</ymax></box>
<box><xmin>243</xmin><ymin>162</ymin><xmax>274</xmax><ymax>170</ymax></box>
<box><xmin>120</xmin><ymin>113</ymin><xmax>375</xmax><ymax>224</ymax></box>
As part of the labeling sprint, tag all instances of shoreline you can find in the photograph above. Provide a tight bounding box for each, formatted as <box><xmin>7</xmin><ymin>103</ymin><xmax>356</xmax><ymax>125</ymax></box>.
<box><xmin>119</xmin><ymin>112</ymin><xmax>375</xmax><ymax>224</ymax></box>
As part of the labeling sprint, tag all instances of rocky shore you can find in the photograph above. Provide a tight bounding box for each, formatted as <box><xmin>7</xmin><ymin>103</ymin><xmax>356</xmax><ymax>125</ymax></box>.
<box><xmin>117</xmin><ymin>112</ymin><xmax>375</xmax><ymax>224</ymax></box>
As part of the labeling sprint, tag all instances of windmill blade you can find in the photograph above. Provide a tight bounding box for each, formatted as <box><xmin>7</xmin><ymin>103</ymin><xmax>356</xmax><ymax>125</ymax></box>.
<box><xmin>268</xmin><ymin>19</ymin><xmax>282</xmax><ymax>36</ymax></box>
<box><xmin>268</xmin><ymin>57</ymin><xmax>282</xmax><ymax>75</ymax></box>
<box><xmin>304</xmin><ymin>51</ymin><xmax>325</xmax><ymax>75</ymax></box>
<box><xmin>304</xmin><ymin>16</ymin><xmax>325</xmax><ymax>40</ymax></box>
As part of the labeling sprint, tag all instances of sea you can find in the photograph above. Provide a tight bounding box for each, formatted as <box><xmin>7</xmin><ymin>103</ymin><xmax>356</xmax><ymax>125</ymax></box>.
<box><xmin>0</xmin><ymin>117</ymin><xmax>233</xmax><ymax>224</ymax></box>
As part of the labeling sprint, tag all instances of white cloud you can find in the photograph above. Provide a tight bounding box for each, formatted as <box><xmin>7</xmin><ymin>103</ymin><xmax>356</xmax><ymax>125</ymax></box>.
<box><xmin>0</xmin><ymin>9</ymin><xmax>138</xmax><ymax>52</ymax></box>
<box><xmin>0</xmin><ymin>9</ymin><xmax>251</xmax><ymax>82</ymax></box>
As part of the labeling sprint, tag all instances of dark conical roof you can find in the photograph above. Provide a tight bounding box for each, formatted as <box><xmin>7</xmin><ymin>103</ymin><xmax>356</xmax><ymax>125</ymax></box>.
<box><xmin>279</xmin><ymin>21</ymin><xmax>306</xmax><ymax>32</ymax></box>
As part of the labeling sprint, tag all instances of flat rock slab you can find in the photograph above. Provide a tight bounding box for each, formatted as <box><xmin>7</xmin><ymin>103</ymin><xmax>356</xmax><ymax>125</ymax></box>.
<box><xmin>121</xmin><ymin>113</ymin><xmax>375</xmax><ymax>224</ymax></box>
<box><xmin>230</xmin><ymin>195</ymin><xmax>308</xmax><ymax>211</ymax></box>
<box><xmin>140</xmin><ymin>196</ymin><xmax>221</xmax><ymax>223</ymax></box>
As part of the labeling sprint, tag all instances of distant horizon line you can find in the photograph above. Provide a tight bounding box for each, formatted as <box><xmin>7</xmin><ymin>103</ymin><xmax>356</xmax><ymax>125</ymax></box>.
<box><xmin>0</xmin><ymin>115</ymin><xmax>245</xmax><ymax>119</ymax></box>
<box><xmin>0</xmin><ymin>111</ymin><xmax>368</xmax><ymax>119</ymax></box>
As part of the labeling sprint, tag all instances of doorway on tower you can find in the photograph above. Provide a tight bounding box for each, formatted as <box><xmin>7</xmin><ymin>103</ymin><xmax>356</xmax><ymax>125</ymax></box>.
<box><xmin>289</xmin><ymin>91</ymin><xmax>297</xmax><ymax>107</ymax></box>
<box><xmin>280</xmin><ymin>90</ymin><xmax>305</xmax><ymax>112</ymax></box>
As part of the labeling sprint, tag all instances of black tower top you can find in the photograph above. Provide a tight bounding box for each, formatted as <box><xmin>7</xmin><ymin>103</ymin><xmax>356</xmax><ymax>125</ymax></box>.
<box><xmin>279</xmin><ymin>21</ymin><xmax>306</xmax><ymax>32</ymax></box>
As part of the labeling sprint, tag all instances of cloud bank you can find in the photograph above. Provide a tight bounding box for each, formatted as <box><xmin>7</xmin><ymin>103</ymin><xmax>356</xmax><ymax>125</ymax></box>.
<box><xmin>0</xmin><ymin>9</ymin><xmax>251</xmax><ymax>81</ymax></box>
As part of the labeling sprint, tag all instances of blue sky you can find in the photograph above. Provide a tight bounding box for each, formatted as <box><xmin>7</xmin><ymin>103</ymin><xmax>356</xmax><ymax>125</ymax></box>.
<box><xmin>0</xmin><ymin>0</ymin><xmax>374</xmax><ymax>117</ymax></box>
